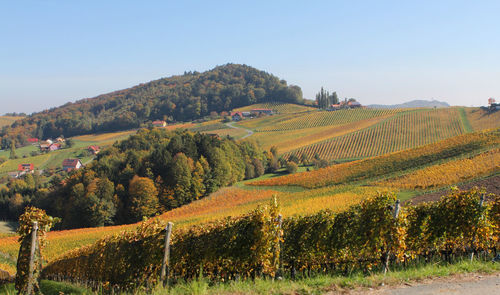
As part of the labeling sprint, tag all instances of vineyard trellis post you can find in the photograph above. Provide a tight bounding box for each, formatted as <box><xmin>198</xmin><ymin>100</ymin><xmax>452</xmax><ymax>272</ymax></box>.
<box><xmin>384</xmin><ymin>200</ymin><xmax>400</xmax><ymax>275</ymax></box>
<box><xmin>470</xmin><ymin>194</ymin><xmax>485</xmax><ymax>261</ymax></box>
<box><xmin>26</xmin><ymin>221</ymin><xmax>38</xmax><ymax>295</ymax></box>
<box><xmin>161</xmin><ymin>222</ymin><xmax>173</xmax><ymax>286</ymax></box>
<box><xmin>275</xmin><ymin>214</ymin><xmax>283</xmax><ymax>280</ymax></box>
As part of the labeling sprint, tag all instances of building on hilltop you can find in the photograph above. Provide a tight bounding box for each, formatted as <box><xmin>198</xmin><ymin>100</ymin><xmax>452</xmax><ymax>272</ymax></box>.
<box><xmin>62</xmin><ymin>159</ymin><xmax>83</xmax><ymax>172</ymax></box>
<box><xmin>152</xmin><ymin>120</ymin><xmax>167</xmax><ymax>127</ymax></box>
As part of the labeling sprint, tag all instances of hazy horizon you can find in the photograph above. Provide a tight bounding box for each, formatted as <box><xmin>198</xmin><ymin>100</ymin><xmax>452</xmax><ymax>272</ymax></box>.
<box><xmin>1</xmin><ymin>1</ymin><xmax>499</xmax><ymax>114</ymax></box>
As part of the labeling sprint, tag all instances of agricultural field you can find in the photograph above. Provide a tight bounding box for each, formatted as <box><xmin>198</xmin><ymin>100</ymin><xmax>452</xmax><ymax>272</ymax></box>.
<box><xmin>0</xmin><ymin>116</ymin><xmax>23</xmax><ymax>128</ymax></box>
<box><xmin>465</xmin><ymin>107</ymin><xmax>500</xmax><ymax>131</ymax></box>
<box><xmin>284</xmin><ymin>108</ymin><xmax>467</xmax><ymax>161</ymax></box>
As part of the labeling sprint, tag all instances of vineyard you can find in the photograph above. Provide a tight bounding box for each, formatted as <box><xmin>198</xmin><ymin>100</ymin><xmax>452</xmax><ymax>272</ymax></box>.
<box><xmin>256</xmin><ymin>108</ymin><xmax>401</xmax><ymax>131</ymax></box>
<box><xmin>377</xmin><ymin>148</ymin><xmax>500</xmax><ymax>189</ymax></box>
<box><xmin>285</xmin><ymin>108</ymin><xmax>466</xmax><ymax>161</ymax></box>
<box><xmin>251</xmin><ymin>129</ymin><xmax>500</xmax><ymax>188</ymax></box>
<box><xmin>465</xmin><ymin>107</ymin><xmax>500</xmax><ymax>131</ymax></box>
<box><xmin>39</xmin><ymin>189</ymin><xmax>499</xmax><ymax>290</ymax></box>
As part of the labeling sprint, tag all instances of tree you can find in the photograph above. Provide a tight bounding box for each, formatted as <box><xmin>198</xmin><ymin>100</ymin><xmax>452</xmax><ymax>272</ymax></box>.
<box><xmin>129</xmin><ymin>175</ymin><xmax>159</xmax><ymax>220</ymax></box>
<box><xmin>315</xmin><ymin>87</ymin><xmax>339</xmax><ymax>109</ymax></box>
<box><xmin>9</xmin><ymin>140</ymin><xmax>17</xmax><ymax>159</ymax></box>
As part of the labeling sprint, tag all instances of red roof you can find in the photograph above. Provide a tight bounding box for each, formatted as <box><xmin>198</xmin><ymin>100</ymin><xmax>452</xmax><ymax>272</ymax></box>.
<box><xmin>18</xmin><ymin>163</ymin><xmax>34</xmax><ymax>171</ymax></box>
<box><xmin>231</xmin><ymin>111</ymin><xmax>243</xmax><ymax>117</ymax></box>
<box><xmin>88</xmin><ymin>145</ymin><xmax>100</xmax><ymax>151</ymax></box>
<box><xmin>27</xmin><ymin>138</ymin><xmax>39</xmax><ymax>142</ymax></box>
<box><xmin>62</xmin><ymin>159</ymin><xmax>81</xmax><ymax>168</ymax></box>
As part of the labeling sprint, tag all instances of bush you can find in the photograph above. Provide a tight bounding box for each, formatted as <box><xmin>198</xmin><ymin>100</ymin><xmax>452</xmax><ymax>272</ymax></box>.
<box><xmin>286</xmin><ymin>161</ymin><xmax>298</xmax><ymax>174</ymax></box>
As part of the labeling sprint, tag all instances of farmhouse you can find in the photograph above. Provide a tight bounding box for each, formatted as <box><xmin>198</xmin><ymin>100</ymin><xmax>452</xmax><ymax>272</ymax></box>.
<box><xmin>18</xmin><ymin>163</ymin><xmax>34</xmax><ymax>173</ymax></box>
<box><xmin>49</xmin><ymin>143</ymin><xmax>61</xmax><ymax>151</ymax></box>
<box><xmin>62</xmin><ymin>159</ymin><xmax>83</xmax><ymax>172</ymax></box>
<box><xmin>231</xmin><ymin>111</ymin><xmax>244</xmax><ymax>121</ymax></box>
<box><xmin>56</xmin><ymin>137</ymin><xmax>65</xmax><ymax>143</ymax></box>
<box><xmin>152</xmin><ymin>120</ymin><xmax>167</xmax><ymax>127</ymax></box>
<box><xmin>88</xmin><ymin>145</ymin><xmax>100</xmax><ymax>155</ymax></box>
<box><xmin>27</xmin><ymin>138</ymin><xmax>39</xmax><ymax>144</ymax></box>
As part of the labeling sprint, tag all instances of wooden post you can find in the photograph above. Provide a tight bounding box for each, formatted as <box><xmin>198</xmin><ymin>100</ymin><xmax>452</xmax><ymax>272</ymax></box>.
<box><xmin>26</xmin><ymin>221</ymin><xmax>38</xmax><ymax>295</ymax></box>
<box><xmin>470</xmin><ymin>194</ymin><xmax>485</xmax><ymax>261</ymax></box>
<box><xmin>384</xmin><ymin>200</ymin><xmax>400</xmax><ymax>275</ymax></box>
<box><xmin>275</xmin><ymin>214</ymin><xmax>283</xmax><ymax>280</ymax></box>
<box><xmin>161</xmin><ymin>222</ymin><xmax>173</xmax><ymax>285</ymax></box>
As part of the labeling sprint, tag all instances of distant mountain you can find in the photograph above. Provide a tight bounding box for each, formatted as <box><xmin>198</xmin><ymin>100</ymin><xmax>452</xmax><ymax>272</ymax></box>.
<box><xmin>368</xmin><ymin>100</ymin><xmax>450</xmax><ymax>109</ymax></box>
<box><xmin>0</xmin><ymin>64</ymin><xmax>303</xmax><ymax>148</ymax></box>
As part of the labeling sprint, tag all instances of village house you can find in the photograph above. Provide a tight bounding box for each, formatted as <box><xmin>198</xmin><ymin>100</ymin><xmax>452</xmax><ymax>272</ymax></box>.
<box><xmin>62</xmin><ymin>159</ymin><xmax>83</xmax><ymax>172</ymax></box>
<box><xmin>231</xmin><ymin>111</ymin><xmax>243</xmax><ymax>121</ymax></box>
<box><xmin>152</xmin><ymin>120</ymin><xmax>167</xmax><ymax>127</ymax></box>
<box><xmin>56</xmin><ymin>137</ymin><xmax>65</xmax><ymax>143</ymax></box>
<box><xmin>49</xmin><ymin>143</ymin><xmax>61</xmax><ymax>151</ymax></box>
<box><xmin>88</xmin><ymin>145</ymin><xmax>100</xmax><ymax>155</ymax></box>
<box><xmin>18</xmin><ymin>163</ymin><xmax>34</xmax><ymax>173</ymax></box>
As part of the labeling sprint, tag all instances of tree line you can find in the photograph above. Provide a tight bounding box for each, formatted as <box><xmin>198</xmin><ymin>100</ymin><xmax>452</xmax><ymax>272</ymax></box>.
<box><xmin>0</xmin><ymin>64</ymin><xmax>303</xmax><ymax>149</ymax></box>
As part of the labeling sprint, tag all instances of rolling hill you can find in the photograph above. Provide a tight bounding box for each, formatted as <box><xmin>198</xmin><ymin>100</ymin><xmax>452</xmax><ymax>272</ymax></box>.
<box><xmin>0</xmin><ymin>64</ymin><xmax>303</xmax><ymax>149</ymax></box>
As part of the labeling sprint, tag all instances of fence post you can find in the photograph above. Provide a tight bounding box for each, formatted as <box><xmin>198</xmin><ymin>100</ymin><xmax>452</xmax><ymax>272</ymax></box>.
<box><xmin>470</xmin><ymin>194</ymin><xmax>485</xmax><ymax>261</ymax></box>
<box><xmin>384</xmin><ymin>200</ymin><xmax>400</xmax><ymax>275</ymax></box>
<box><xmin>161</xmin><ymin>222</ymin><xmax>173</xmax><ymax>286</ymax></box>
<box><xmin>26</xmin><ymin>221</ymin><xmax>38</xmax><ymax>295</ymax></box>
<box><xmin>275</xmin><ymin>214</ymin><xmax>283</xmax><ymax>280</ymax></box>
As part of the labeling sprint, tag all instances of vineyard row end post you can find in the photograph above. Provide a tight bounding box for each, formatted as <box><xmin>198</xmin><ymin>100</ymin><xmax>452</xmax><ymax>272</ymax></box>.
<box><xmin>161</xmin><ymin>222</ymin><xmax>173</xmax><ymax>286</ymax></box>
<box><xmin>26</xmin><ymin>221</ymin><xmax>38</xmax><ymax>295</ymax></box>
<box><xmin>470</xmin><ymin>194</ymin><xmax>485</xmax><ymax>261</ymax></box>
<box><xmin>384</xmin><ymin>200</ymin><xmax>400</xmax><ymax>275</ymax></box>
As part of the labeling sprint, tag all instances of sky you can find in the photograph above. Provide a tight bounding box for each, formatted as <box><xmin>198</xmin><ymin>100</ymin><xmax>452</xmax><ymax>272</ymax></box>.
<box><xmin>1</xmin><ymin>0</ymin><xmax>499</xmax><ymax>114</ymax></box>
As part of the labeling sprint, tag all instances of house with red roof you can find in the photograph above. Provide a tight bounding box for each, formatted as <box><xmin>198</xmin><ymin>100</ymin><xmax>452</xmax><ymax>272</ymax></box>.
<box><xmin>27</xmin><ymin>138</ymin><xmax>39</xmax><ymax>144</ymax></box>
<box><xmin>62</xmin><ymin>159</ymin><xmax>83</xmax><ymax>172</ymax></box>
<box><xmin>152</xmin><ymin>120</ymin><xmax>167</xmax><ymax>127</ymax></box>
<box><xmin>231</xmin><ymin>111</ymin><xmax>244</xmax><ymax>121</ymax></box>
<box><xmin>18</xmin><ymin>163</ymin><xmax>34</xmax><ymax>172</ymax></box>
<box><xmin>88</xmin><ymin>145</ymin><xmax>100</xmax><ymax>155</ymax></box>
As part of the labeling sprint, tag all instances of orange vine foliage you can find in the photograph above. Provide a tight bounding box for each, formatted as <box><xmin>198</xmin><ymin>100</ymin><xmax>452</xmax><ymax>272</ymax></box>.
<box><xmin>251</xmin><ymin>130</ymin><xmax>500</xmax><ymax>188</ymax></box>
<box><xmin>378</xmin><ymin>149</ymin><xmax>500</xmax><ymax>189</ymax></box>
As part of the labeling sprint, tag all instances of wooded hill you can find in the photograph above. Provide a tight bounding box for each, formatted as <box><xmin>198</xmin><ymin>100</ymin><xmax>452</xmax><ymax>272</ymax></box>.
<box><xmin>0</xmin><ymin>64</ymin><xmax>303</xmax><ymax>149</ymax></box>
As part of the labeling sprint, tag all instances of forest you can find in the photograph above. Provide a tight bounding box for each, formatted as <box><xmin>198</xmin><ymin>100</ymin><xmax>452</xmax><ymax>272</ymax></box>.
<box><xmin>0</xmin><ymin>129</ymin><xmax>267</xmax><ymax>228</ymax></box>
<box><xmin>0</xmin><ymin>64</ymin><xmax>303</xmax><ymax>149</ymax></box>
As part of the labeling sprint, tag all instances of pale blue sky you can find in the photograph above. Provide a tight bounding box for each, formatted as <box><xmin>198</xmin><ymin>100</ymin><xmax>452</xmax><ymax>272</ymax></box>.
<box><xmin>1</xmin><ymin>0</ymin><xmax>499</xmax><ymax>114</ymax></box>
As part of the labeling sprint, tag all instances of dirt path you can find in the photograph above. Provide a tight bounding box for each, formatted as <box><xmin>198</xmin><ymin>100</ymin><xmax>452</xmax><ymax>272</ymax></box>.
<box><xmin>225</xmin><ymin>122</ymin><xmax>254</xmax><ymax>139</ymax></box>
<box><xmin>340</xmin><ymin>273</ymin><xmax>500</xmax><ymax>295</ymax></box>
